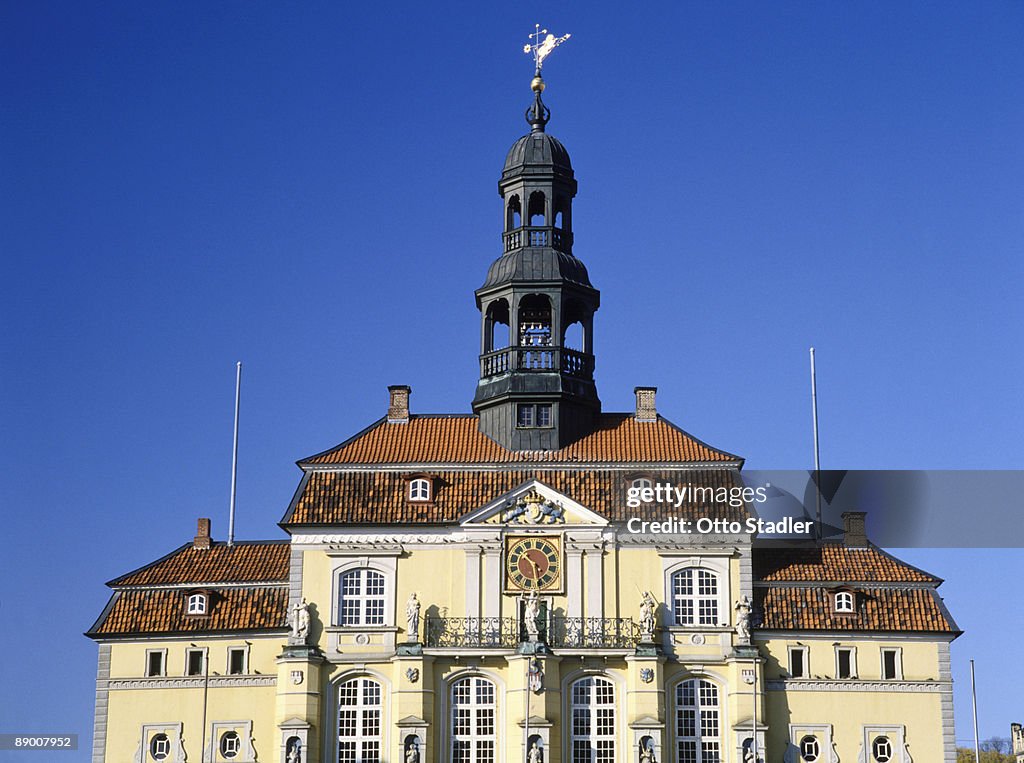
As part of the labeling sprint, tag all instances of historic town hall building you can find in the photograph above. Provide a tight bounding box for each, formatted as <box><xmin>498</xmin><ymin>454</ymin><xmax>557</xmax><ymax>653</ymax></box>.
<box><xmin>88</xmin><ymin>64</ymin><xmax>959</xmax><ymax>763</ymax></box>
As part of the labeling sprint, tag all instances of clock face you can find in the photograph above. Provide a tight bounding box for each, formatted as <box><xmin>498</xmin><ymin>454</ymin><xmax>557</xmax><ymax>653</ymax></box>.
<box><xmin>505</xmin><ymin>536</ymin><xmax>562</xmax><ymax>592</ymax></box>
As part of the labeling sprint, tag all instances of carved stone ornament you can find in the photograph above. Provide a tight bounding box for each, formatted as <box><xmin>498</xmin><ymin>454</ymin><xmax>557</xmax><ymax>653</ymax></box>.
<box><xmin>291</xmin><ymin>670</ymin><xmax>304</xmax><ymax>685</ymax></box>
<box><xmin>500</xmin><ymin>489</ymin><xmax>565</xmax><ymax>525</ymax></box>
<box><xmin>406</xmin><ymin>667</ymin><xmax>419</xmax><ymax>683</ymax></box>
<box><xmin>640</xmin><ymin>668</ymin><xmax>654</xmax><ymax>684</ymax></box>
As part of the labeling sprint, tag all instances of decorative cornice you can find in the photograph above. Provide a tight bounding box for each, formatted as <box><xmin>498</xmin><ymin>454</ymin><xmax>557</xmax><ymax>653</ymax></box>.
<box><xmin>766</xmin><ymin>678</ymin><xmax>950</xmax><ymax>693</ymax></box>
<box><xmin>104</xmin><ymin>675</ymin><xmax>277</xmax><ymax>691</ymax></box>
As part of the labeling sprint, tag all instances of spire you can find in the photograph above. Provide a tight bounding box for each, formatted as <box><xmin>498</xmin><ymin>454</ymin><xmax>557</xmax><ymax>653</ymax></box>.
<box><xmin>522</xmin><ymin>25</ymin><xmax>570</xmax><ymax>133</ymax></box>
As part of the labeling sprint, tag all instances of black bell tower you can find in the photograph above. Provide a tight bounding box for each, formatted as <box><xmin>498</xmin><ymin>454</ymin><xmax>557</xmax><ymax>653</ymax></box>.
<box><xmin>473</xmin><ymin>71</ymin><xmax>601</xmax><ymax>450</ymax></box>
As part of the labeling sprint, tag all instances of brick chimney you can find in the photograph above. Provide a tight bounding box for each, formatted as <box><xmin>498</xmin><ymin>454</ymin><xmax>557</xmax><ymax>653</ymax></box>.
<box><xmin>634</xmin><ymin>387</ymin><xmax>657</xmax><ymax>422</ymax></box>
<box><xmin>387</xmin><ymin>385</ymin><xmax>411</xmax><ymax>423</ymax></box>
<box><xmin>193</xmin><ymin>518</ymin><xmax>212</xmax><ymax>550</ymax></box>
<box><xmin>842</xmin><ymin>511</ymin><xmax>868</xmax><ymax>547</ymax></box>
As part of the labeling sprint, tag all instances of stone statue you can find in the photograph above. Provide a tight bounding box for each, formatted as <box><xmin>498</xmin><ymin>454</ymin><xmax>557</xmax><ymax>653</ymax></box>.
<box><xmin>523</xmin><ymin>591</ymin><xmax>540</xmax><ymax>639</ymax></box>
<box><xmin>528</xmin><ymin>741</ymin><xmax>543</xmax><ymax>763</ymax></box>
<box><xmin>290</xmin><ymin>598</ymin><xmax>310</xmax><ymax>643</ymax></box>
<box><xmin>639</xmin><ymin>591</ymin><xmax>657</xmax><ymax>637</ymax></box>
<box><xmin>735</xmin><ymin>595</ymin><xmax>752</xmax><ymax>643</ymax></box>
<box><xmin>286</xmin><ymin>738</ymin><xmax>302</xmax><ymax>763</ymax></box>
<box><xmin>405</xmin><ymin>740</ymin><xmax>419</xmax><ymax>763</ymax></box>
<box><xmin>406</xmin><ymin>592</ymin><xmax>421</xmax><ymax>642</ymax></box>
<box><xmin>640</xmin><ymin>740</ymin><xmax>657</xmax><ymax>763</ymax></box>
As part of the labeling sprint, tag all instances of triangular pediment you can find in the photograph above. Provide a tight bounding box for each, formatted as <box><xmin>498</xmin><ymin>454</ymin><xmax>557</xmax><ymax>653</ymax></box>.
<box><xmin>461</xmin><ymin>479</ymin><xmax>608</xmax><ymax>527</ymax></box>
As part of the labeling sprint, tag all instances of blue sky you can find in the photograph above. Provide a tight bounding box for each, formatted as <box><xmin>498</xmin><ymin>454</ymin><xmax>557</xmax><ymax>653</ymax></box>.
<box><xmin>2</xmin><ymin>1</ymin><xmax>1022</xmax><ymax>756</ymax></box>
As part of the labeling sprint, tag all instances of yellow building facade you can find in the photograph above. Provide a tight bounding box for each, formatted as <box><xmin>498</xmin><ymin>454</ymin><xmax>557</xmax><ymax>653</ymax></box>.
<box><xmin>88</xmin><ymin>69</ymin><xmax>959</xmax><ymax>763</ymax></box>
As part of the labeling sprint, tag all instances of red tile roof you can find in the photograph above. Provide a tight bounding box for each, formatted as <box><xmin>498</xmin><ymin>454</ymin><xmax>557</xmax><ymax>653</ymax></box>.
<box><xmin>284</xmin><ymin>468</ymin><xmax>748</xmax><ymax>525</ymax></box>
<box><xmin>88</xmin><ymin>587</ymin><xmax>287</xmax><ymax>636</ymax></box>
<box><xmin>302</xmin><ymin>414</ymin><xmax>741</xmax><ymax>466</ymax></box>
<box><xmin>108</xmin><ymin>541</ymin><xmax>290</xmax><ymax>587</ymax></box>
<box><xmin>757</xmin><ymin>586</ymin><xmax>957</xmax><ymax>633</ymax></box>
<box><xmin>754</xmin><ymin>544</ymin><xmax>939</xmax><ymax>584</ymax></box>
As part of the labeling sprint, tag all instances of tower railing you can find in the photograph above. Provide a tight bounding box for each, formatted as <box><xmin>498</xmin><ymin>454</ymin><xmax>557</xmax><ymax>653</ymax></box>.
<box><xmin>422</xmin><ymin>616</ymin><xmax>641</xmax><ymax>650</ymax></box>
<box><xmin>479</xmin><ymin>346</ymin><xmax>593</xmax><ymax>380</ymax></box>
<box><xmin>502</xmin><ymin>226</ymin><xmax>573</xmax><ymax>254</ymax></box>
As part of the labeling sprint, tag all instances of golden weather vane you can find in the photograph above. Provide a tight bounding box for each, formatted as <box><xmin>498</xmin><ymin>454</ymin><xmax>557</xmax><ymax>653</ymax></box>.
<box><xmin>523</xmin><ymin>24</ymin><xmax>571</xmax><ymax>72</ymax></box>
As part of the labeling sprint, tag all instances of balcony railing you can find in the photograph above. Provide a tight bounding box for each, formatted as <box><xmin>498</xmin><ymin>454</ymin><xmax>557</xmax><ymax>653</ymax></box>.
<box><xmin>479</xmin><ymin>347</ymin><xmax>594</xmax><ymax>380</ymax></box>
<box><xmin>423</xmin><ymin>616</ymin><xmax>641</xmax><ymax>650</ymax></box>
<box><xmin>502</xmin><ymin>227</ymin><xmax>573</xmax><ymax>254</ymax></box>
<box><xmin>548</xmin><ymin>617</ymin><xmax>642</xmax><ymax>649</ymax></box>
<box><xmin>424</xmin><ymin>617</ymin><xmax>519</xmax><ymax>648</ymax></box>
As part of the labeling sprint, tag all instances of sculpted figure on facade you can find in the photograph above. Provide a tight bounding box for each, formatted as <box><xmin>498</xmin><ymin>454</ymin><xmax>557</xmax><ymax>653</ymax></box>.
<box><xmin>528</xmin><ymin>741</ymin><xmax>543</xmax><ymax>763</ymax></box>
<box><xmin>639</xmin><ymin>591</ymin><xmax>657</xmax><ymax>637</ymax></box>
<box><xmin>735</xmin><ymin>595</ymin><xmax>752</xmax><ymax>643</ymax></box>
<box><xmin>523</xmin><ymin>590</ymin><xmax>541</xmax><ymax>639</ymax></box>
<box><xmin>290</xmin><ymin>598</ymin><xmax>310</xmax><ymax>643</ymax></box>
<box><xmin>405</xmin><ymin>592</ymin><xmax>421</xmax><ymax>642</ymax></box>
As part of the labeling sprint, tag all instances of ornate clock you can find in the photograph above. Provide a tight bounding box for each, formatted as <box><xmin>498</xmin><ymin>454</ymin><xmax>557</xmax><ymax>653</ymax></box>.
<box><xmin>505</xmin><ymin>535</ymin><xmax>562</xmax><ymax>593</ymax></box>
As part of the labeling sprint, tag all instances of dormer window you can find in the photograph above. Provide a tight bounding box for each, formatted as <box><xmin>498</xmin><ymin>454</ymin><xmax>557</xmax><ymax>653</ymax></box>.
<box><xmin>408</xmin><ymin>478</ymin><xmax>431</xmax><ymax>502</ymax></box>
<box><xmin>631</xmin><ymin>477</ymin><xmax>653</xmax><ymax>491</ymax></box>
<box><xmin>834</xmin><ymin>591</ymin><xmax>855</xmax><ymax>613</ymax></box>
<box><xmin>187</xmin><ymin>592</ymin><xmax>207</xmax><ymax>615</ymax></box>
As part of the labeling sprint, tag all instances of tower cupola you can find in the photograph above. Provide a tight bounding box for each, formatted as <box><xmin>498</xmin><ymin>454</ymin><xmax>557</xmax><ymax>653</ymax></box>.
<box><xmin>473</xmin><ymin>48</ymin><xmax>601</xmax><ymax>451</ymax></box>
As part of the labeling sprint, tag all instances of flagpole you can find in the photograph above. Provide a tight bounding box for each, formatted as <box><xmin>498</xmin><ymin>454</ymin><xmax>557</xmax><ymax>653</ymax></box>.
<box><xmin>810</xmin><ymin>348</ymin><xmax>822</xmax><ymax>541</ymax></box>
<box><xmin>971</xmin><ymin>659</ymin><xmax>981</xmax><ymax>763</ymax></box>
<box><xmin>227</xmin><ymin>361</ymin><xmax>241</xmax><ymax>547</ymax></box>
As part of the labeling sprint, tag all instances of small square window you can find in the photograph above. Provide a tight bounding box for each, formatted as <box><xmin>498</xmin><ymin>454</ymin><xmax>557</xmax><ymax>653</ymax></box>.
<box><xmin>145</xmin><ymin>650</ymin><xmax>165</xmax><ymax>677</ymax></box>
<box><xmin>228</xmin><ymin>647</ymin><xmax>247</xmax><ymax>675</ymax></box>
<box><xmin>834</xmin><ymin>591</ymin><xmax>854</xmax><ymax>613</ymax></box>
<box><xmin>186</xmin><ymin>649</ymin><xmax>205</xmax><ymax>676</ymax></box>
<box><xmin>187</xmin><ymin>592</ymin><xmax>207</xmax><ymax>615</ymax></box>
<box><xmin>516</xmin><ymin>403</ymin><xmax>552</xmax><ymax>428</ymax></box>
<box><xmin>408</xmin><ymin>478</ymin><xmax>431</xmax><ymax>502</ymax></box>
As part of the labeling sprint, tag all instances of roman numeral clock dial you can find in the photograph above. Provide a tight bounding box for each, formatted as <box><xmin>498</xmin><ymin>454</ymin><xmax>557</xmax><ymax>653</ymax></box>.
<box><xmin>504</xmin><ymin>536</ymin><xmax>562</xmax><ymax>593</ymax></box>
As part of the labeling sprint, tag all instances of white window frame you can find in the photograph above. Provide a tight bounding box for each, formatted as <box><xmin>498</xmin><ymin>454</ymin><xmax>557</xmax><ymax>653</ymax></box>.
<box><xmin>336</xmin><ymin>677</ymin><xmax>383</xmax><ymax>763</ymax></box>
<box><xmin>631</xmin><ymin>477</ymin><xmax>653</xmax><ymax>491</ymax></box>
<box><xmin>788</xmin><ymin>646</ymin><xmax>809</xmax><ymax>679</ymax></box>
<box><xmin>569</xmin><ymin>676</ymin><xmax>616</xmax><ymax>763</ymax></box>
<box><xmin>861</xmin><ymin>726</ymin><xmax>906</xmax><ymax>763</ymax></box>
<box><xmin>185</xmin><ymin>647</ymin><xmax>207</xmax><ymax>677</ymax></box>
<box><xmin>187</xmin><ymin>592</ymin><xmax>207</xmax><ymax>615</ymax></box>
<box><xmin>834</xmin><ymin>591</ymin><xmax>854</xmax><ymax>613</ymax></box>
<box><xmin>207</xmin><ymin>721</ymin><xmax>254</xmax><ymax>763</ymax></box>
<box><xmin>408</xmin><ymin>478</ymin><xmax>431</xmax><ymax>502</ymax></box>
<box><xmin>226</xmin><ymin>645</ymin><xmax>249</xmax><ymax>676</ymax></box>
<box><xmin>834</xmin><ymin>646</ymin><xmax>857</xmax><ymax>679</ymax></box>
<box><xmin>450</xmin><ymin>676</ymin><xmax>497</xmax><ymax>763</ymax></box>
<box><xmin>880</xmin><ymin>647</ymin><xmax>903</xmax><ymax>680</ymax></box>
<box><xmin>145</xmin><ymin>648</ymin><xmax>167</xmax><ymax>677</ymax></box>
<box><xmin>789</xmin><ymin>725</ymin><xmax>833</xmax><ymax>763</ymax></box>
<box><xmin>671</xmin><ymin>568</ymin><xmax>721</xmax><ymax>627</ymax></box>
<box><xmin>674</xmin><ymin>678</ymin><xmax>721</xmax><ymax>763</ymax></box>
<box><xmin>337</xmin><ymin>568</ymin><xmax>386</xmax><ymax>627</ymax></box>
<box><xmin>140</xmin><ymin>724</ymin><xmax>184</xmax><ymax>763</ymax></box>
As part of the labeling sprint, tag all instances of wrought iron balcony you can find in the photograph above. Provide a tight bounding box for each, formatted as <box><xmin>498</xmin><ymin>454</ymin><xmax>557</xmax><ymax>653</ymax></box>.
<box><xmin>502</xmin><ymin>226</ymin><xmax>573</xmax><ymax>254</ymax></box>
<box><xmin>423</xmin><ymin>616</ymin><xmax>641</xmax><ymax>650</ymax></box>
<box><xmin>424</xmin><ymin>617</ymin><xmax>519</xmax><ymax>648</ymax></box>
<box><xmin>479</xmin><ymin>346</ymin><xmax>594</xmax><ymax>380</ymax></box>
<box><xmin>548</xmin><ymin>617</ymin><xmax>642</xmax><ymax>650</ymax></box>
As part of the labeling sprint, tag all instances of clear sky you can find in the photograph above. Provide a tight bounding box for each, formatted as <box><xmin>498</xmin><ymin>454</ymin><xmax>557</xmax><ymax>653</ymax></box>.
<box><xmin>2</xmin><ymin>1</ymin><xmax>1022</xmax><ymax>758</ymax></box>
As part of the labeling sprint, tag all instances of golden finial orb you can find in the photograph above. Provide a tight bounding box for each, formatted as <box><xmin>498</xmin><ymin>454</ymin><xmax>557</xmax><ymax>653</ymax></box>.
<box><xmin>531</xmin><ymin>75</ymin><xmax>545</xmax><ymax>93</ymax></box>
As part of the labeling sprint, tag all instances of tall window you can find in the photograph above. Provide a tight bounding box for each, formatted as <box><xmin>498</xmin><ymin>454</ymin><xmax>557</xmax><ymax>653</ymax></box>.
<box><xmin>570</xmin><ymin>676</ymin><xmax>615</xmax><ymax>763</ymax></box>
<box><xmin>337</xmin><ymin>678</ymin><xmax>382</xmax><ymax>763</ymax></box>
<box><xmin>451</xmin><ymin>676</ymin><xmax>496</xmax><ymax>763</ymax></box>
<box><xmin>675</xmin><ymin>679</ymin><xmax>720</xmax><ymax>763</ymax></box>
<box><xmin>672</xmin><ymin>569</ymin><xmax>719</xmax><ymax>626</ymax></box>
<box><xmin>338</xmin><ymin>569</ymin><xmax>385</xmax><ymax>626</ymax></box>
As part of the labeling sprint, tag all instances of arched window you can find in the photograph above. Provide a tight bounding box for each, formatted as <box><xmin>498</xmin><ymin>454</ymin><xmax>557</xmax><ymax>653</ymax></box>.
<box><xmin>570</xmin><ymin>676</ymin><xmax>615</xmax><ymax>763</ymax></box>
<box><xmin>187</xmin><ymin>592</ymin><xmax>207</xmax><ymax>615</ymax></box>
<box><xmin>507</xmin><ymin>195</ymin><xmax>522</xmax><ymax>230</ymax></box>
<box><xmin>337</xmin><ymin>677</ymin><xmax>382</xmax><ymax>763</ymax></box>
<box><xmin>528</xmin><ymin>191</ymin><xmax>546</xmax><ymax>226</ymax></box>
<box><xmin>408</xmin><ymin>478</ymin><xmax>431</xmax><ymax>502</ymax></box>
<box><xmin>871</xmin><ymin>736</ymin><xmax>892</xmax><ymax>762</ymax></box>
<box><xmin>799</xmin><ymin>735</ymin><xmax>819</xmax><ymax>761</ymax></box>
<box><xmin>338</xmin><ymin>569</ymin><xmax>385</xmax><ymax>626</ymax></box>
<box><xmin>834</xmin><ymin>591</ymin><xmax>854</xmax><ymax>613</ymax></box>
<box><xmin>675</xmin><ymin>679</ymin><xmax>720</xmax><ymax>763</ymax></box>
<box><xmin>671</xmin><ymin>569</ymin><xmax>719</xmax><ymax>626</ymax></box>
<box><xmin>451</xmin><ymin>676</ymin><xmax>496</xmax><ymax>763</ymax></box>
<box><xmin>631</xmin><ymin>477</ymin><xmax>653</xmax><ymax>491</ymax></box>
